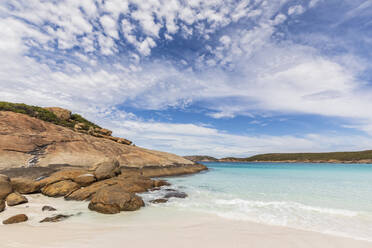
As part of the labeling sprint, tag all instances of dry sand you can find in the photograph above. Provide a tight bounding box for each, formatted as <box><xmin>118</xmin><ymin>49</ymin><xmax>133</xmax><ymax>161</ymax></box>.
<box><xmin>0</xmin><ymin>194</ymin><xmax>371</xmax><ymax>248</ymax></box>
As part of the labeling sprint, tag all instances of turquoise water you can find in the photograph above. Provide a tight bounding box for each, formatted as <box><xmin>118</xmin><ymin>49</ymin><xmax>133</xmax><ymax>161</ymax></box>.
<box><xmin>144</xmin><ymin>162</ymin><xmax>372</xmax><ymax>241</ymax></box>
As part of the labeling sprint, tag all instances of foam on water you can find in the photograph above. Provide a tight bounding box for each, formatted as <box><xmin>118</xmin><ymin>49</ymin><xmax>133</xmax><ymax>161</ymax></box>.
<box><xmin>149</xmin><ymin>162</ymin><xmax>372</xmax><ymax>242</ymax></box>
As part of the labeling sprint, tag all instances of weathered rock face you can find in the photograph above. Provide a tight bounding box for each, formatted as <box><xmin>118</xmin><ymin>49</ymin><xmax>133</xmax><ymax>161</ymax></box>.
<box><xmin>93</xmin><ymin>159</ymin><xmax>121</xmax><ymax>180</ymax></box>
<box><xmin>38</xmin><ymin>169</ymin><xmax>90</xmax><ymax>187</ymax></box>
<box><xmin>88</xmin><ymin>185</ymin><xmax>144</xmax><ymax>214</ymax></box>
<box><xmin>11</xmin><ymin>177</ymin><xmax>41</xmax><ymax>194</ymax></box>
<box><xmin>0</xmin><ymin>199</ymin><xmax>5</xmax><ymax>212</ymax></box>
<box><xmin>74</xmin><ymin>174</ymin><xmax>96</xmax><ymax>186</ymax></box>
<box><xmin>0</xmin><ymin>111</ymin><xmax>197</xmax><ymax>171</ymax></box>
<box><xmin>41</xmin><ymin>180</ymin><xmax>80</xmax><ymax>197</ymax></box>
<box><xmin>3</xmin><ymin>214</ymin><xmax>28</xmax><ymax>224</ymax></box>
<box><xmin>0</xmin><ymin>174</ymin><xmax>13</xmax><ymax>199</ymax></box>
<box><xmin>6</xmin><ymin>192</ymin><xmax>28</xmax><ymax>206</ymax></box>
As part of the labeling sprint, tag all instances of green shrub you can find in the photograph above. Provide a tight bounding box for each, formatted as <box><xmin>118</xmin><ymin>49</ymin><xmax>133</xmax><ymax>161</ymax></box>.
<box><xmin>0</xmin><ymin>101</ymin><xmax>99</xmax><ymax>130</ymax></box>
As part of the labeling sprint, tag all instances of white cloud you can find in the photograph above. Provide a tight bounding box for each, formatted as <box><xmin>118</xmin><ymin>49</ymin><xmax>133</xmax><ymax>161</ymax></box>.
<box><xmin>288</xmin><ymin>5</ymin><xmax>305</xmax><ymax>16</ymax></box>
<box><xmin>100</xmin><ymin>15</ymin><xmax>118</xmax><ymax>39</ymax></box>
<box><xmin>1</xmin><ymin>0</ymin><xmax>372</xmax><ymax>157</ymax></box>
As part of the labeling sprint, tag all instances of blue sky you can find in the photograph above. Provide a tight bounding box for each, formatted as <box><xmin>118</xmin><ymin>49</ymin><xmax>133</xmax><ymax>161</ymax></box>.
<box><xmin>1</xmin><ymin>0</ymin><xmax>372</xmax><ymax>157</ymax></box>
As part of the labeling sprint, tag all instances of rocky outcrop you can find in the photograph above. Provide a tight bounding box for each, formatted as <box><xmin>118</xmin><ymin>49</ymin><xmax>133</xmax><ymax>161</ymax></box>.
<box><xmin>0</xmin><ymin>174</ymin><xmax>13</xmax><ymax>199</ymax></box>
<box><xmin>41</xmin><ymin>180</ymin><xmax>80</xmax><ymax>197</ymax></box>
<box><xmin>65</xmin><ymin>176</ymin><xmax>150</xmax><ymax>201</ymax></box>
<box><xmin>6</xmin><ymin>192</ymin><xmax>28</xmax><ymax>206</ymax></box>
<box><xmin>11</xmin><ymin>178</ymin><xmax>41</xmax><ymax>194</ymax></box>
<box><xmin>88</xmin><ymin>185</ymin><xmax>144</xmax><ymax>214</ymax></box>
<box><xmin>0</xmin><ymin>111</ymin><xmax>198</xmax><ymax>171</ymax></box>
<box><xmin>3</xmin><ymin>214</ymin><xmax>28</xmax><ymax>224</ymax></box>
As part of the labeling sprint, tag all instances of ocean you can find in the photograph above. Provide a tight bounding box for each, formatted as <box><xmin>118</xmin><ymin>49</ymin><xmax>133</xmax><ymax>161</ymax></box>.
<box><xmin>141</xmin><ymin>162</ymin><xmax>372</xmax><ymax>242</ymax></box>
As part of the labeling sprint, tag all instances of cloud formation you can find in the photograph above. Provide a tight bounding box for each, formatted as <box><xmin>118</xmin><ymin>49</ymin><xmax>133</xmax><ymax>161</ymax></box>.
<box><xmin>1</xmin><ymin>0</ymin><xmax>372</xmax><ymax>156</ymax></box>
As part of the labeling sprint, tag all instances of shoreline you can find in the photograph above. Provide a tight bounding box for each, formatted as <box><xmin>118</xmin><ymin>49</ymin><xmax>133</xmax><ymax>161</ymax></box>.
<box><xmin>0</xmin><ymin>194</ymin><xmax>371</xmax><ymax>248</ymax></box>
<box><xmin>197</xmin><ymin>160</ymin><xmax>372</xmax><ymax>164</ymax></box>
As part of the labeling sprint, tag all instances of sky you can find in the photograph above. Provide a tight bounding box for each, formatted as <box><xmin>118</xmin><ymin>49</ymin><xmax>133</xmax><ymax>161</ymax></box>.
<box><xmin>1</xmin><ymin>0</ymin><xmax>372</xmax><ymax>158</ymax></box>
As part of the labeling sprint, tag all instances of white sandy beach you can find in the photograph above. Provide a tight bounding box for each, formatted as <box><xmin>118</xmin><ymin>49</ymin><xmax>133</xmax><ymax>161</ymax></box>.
<box><xmin>0</xmin><ymin>195</ymin><xmax>371</xmax><ymax>248</ymax></box>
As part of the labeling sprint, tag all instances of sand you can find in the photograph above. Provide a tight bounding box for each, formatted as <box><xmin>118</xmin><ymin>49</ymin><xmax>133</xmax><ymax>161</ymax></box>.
<box><xmin>0</xmin><ymin>194</ymin><xmax>371</xmax><ymax>248</ymax></box>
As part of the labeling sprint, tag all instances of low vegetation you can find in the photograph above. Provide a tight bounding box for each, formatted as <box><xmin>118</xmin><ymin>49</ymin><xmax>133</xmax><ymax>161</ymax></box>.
<box><xmin>0</xmin><ymin>101</ymin><xmax>100</xmax><ymax>130</ymax></box>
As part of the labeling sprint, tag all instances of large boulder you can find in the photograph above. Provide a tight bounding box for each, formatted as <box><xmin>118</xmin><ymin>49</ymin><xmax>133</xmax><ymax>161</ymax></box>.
<box><xmin>11</xmin><ymin>178</ymin><xmax>41</xmax><ymax>194</ymax></box>
<box><xmin>44</xmin><ymin>107</ymin><xmax>71</xmax><ymax>121</ymax></box>
<box><xmin>0</xmin><ymin>174</ymin><xmax>13</xmax><ymax>200</ymax></box>
<box><xmin>88</xmin><ymin>185</ymin><xmax>144</xmax><ymax>214</ymax></box>
<box><xmin>93</xmin><ymin>159</ymin><xmax>121</xmax><ymax>181</ymax></box>
<box><xmin>41</xmin><ymin>180</ymin><xmax>80</xmax><ymax>197</ymax></box>
<box><xmin>6</xmin><ymin>192</ymin><xmax>28</xmax><ymax>206</ymax></box>
<box><xmin>3</xmin><ymin>214</ymin><xmax>28</xmax><ymax>224</ymax></box>
<box><xmin>0</xmin><ymin>200</ymin><xmax>5</xmax><ymax>212</ymax></box>
<box><xmin>65</xmin><ymin>176</ymin><xmax>148</xmax><ymax>201</ymax></box>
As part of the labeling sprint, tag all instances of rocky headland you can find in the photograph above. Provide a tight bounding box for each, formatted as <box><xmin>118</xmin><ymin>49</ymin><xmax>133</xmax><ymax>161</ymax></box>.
<box><xmin>0</xmin><ymin>102</ymin><xmax>207</xmax><ymax>223</ymax></box>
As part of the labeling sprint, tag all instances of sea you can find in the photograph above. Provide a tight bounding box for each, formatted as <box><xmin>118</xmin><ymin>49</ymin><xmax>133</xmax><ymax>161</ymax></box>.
<box><xmin>141</xmin><ymin>162</ymin><xmax>372</xmax><ymax>242</ymax></box>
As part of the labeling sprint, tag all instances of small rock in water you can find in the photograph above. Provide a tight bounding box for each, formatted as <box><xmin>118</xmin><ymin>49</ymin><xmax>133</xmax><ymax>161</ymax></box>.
<box><xmin>164</xmin><ymin>188</ymin><xmax>177</xmax><ymax>192</ymax></box>
<box><xmin>149</xmin><ymin>198</ymin><xmax>168</xmax><ymax>204</ymax></box>
<box><xmin>40</xmin><ymin>214</ymin><xmax>72</xmax><ymax>223</ymax></box>
<box><xmin>42</xmin><ymin>205</ymin><xmax>57</xmax><ymax>211</ymax></box>
<box><xmin>3</xmin><ymin>214</ymin><xmax>28</xmax><ymax>224</ymax></box>
<box><xmin>164</xmin><ymin>192</ymin><xmax>188</xmax><ymax>199</ymax></box>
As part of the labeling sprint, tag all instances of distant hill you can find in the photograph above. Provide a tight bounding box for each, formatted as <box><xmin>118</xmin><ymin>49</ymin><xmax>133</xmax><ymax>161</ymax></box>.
<box><xmin>187</xmin><ymin>150</ymin><xmax>372</xmax><ymax>164</ymax></box>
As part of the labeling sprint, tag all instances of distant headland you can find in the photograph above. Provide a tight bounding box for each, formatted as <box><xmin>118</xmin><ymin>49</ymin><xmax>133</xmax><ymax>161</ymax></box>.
<box><xmin>184</xmin><ymin>150</ymin><xmax>372</xmax><ymax>164</ymax></box>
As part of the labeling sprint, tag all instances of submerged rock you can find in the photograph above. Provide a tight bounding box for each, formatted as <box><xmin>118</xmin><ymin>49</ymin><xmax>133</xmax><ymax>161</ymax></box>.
<box><xmin>149</xmin><ymin>198</ymin><xmax>168</xmax><ymax>204</ymax></box>
<box><xmin>42</xmin><ymin>205</ymin><xmax>57</xmax><ymax>211</ymax></box>
<box><xmin>153</xmin><ymin>180</ymin><xmax>170</xmax><ymax>187</ymax></box>
<box><xmin>88</xmin><ymin>185</ymin><xmax>144</xmax><ymax>214</ymax></box>
<box><xmin>0</xmin><ymin>174</ymin><xmax>13</xmax><ymax>200</ymax></box>
<box><xmin>3</xmin><ymin>214</ymin><xmax>28</xmax><ymax>224</ymax></box>
<box><xmin>11</xmin><ymin>178</ymin><xmax>41</xmax><ymax>194</ymax></box>
<box><xmin>40</xmin><ymin>214</ymin><xmax>72</xmax><ymax>223</ymax></box>
<box><xmin>6</xmin><ymin>192</ymin><xmax>28</xmax><ymax>206</ymax></box>
<box><xmin>41</xmin><ymin>180</ymin><xmax>80</xmax><ymax>197</ymax></box>
<box><xmin>164</xmin><ymin>192</ymin><xmax>188</xmax><ymax>199</ymax></box>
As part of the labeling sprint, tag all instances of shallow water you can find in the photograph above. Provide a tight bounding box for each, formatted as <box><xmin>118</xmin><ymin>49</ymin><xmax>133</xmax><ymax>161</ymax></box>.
<box><xmin>148</xmin><ymin>162</ymin><xmax>372</xmax><ymax>242</ymax></box>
